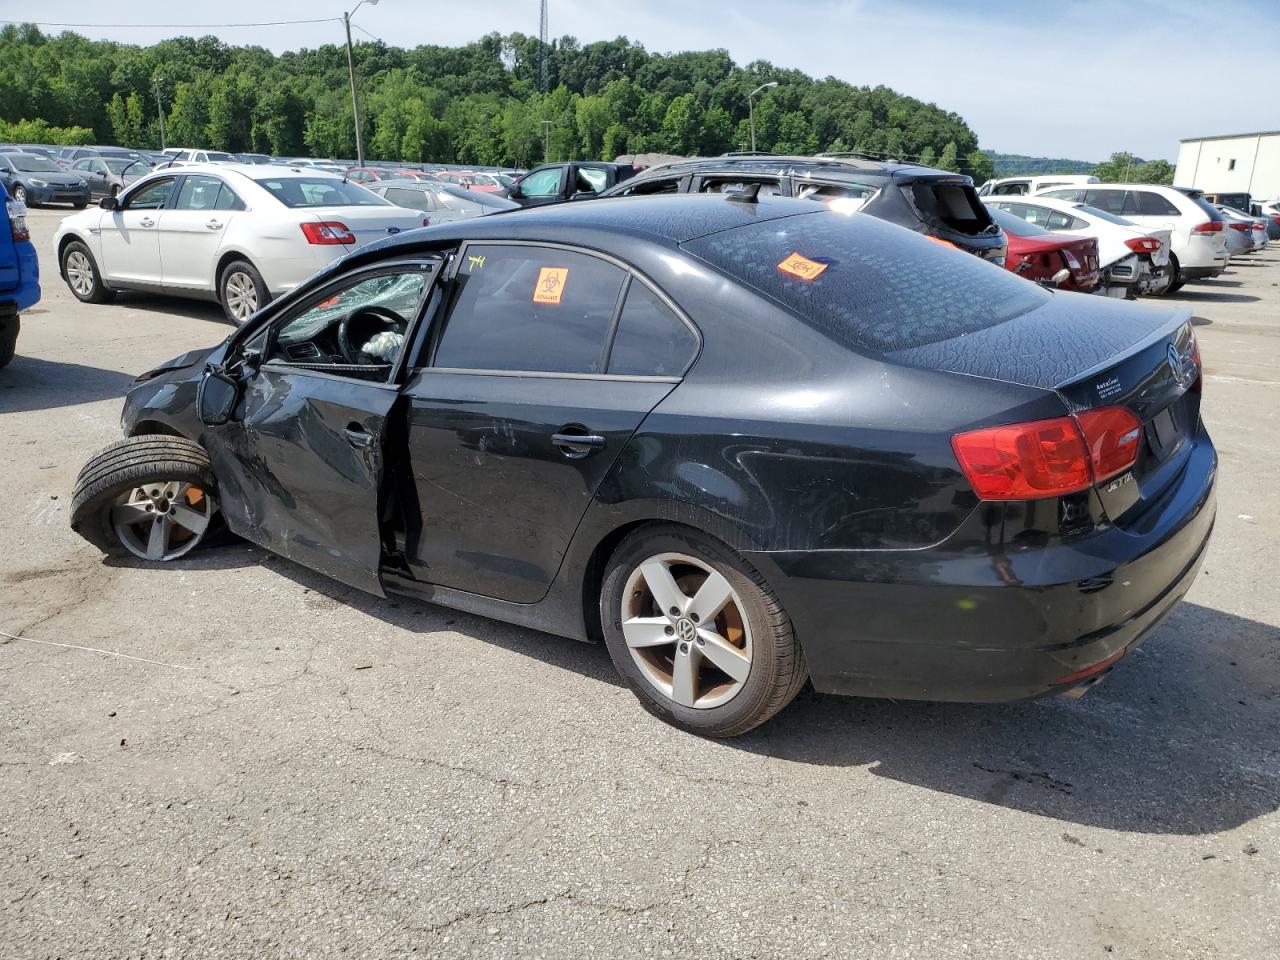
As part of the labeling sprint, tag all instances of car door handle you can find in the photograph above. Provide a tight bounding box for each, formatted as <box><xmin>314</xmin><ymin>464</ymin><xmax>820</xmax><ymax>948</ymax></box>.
<box><xmin>552</xmin><ymin>432</ymin><xmax>606</xmax><ymax>457</ymax></box>
<box><xmin>344</xmin><ymin>426</ymin><xmax>373</xmax><ymax>447</ymax></box>
<box><xmin>206</xmin><ymin>219</ymin><xmax>223</xmax><ymax>230</ymax></box>
<box><xmin>138</xmin><ymin>217</ymin><xmax>155</xmax><ymax>228</ymax></box>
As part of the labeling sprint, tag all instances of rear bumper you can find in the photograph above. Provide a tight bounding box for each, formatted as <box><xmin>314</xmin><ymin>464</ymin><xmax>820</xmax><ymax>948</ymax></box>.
<box><xmin>1180</xmin><ymin>264</ymin><xmax>1226</xmax><ymax>280</ymax></box>
<box><xmin>747</xmin><ymin>430</ymin><xmax>1217</xmax><ymax>702</ymax></box>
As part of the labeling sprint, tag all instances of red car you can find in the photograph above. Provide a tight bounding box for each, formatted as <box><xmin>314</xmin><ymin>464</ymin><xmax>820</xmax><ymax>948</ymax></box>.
<box><xmin>435</xmin><ymin>171</ymin><xmax>506</xmax><ymax>194</ymax></box>
<box><xmin>987</xmin><ymin>205</ymin><xmax>1101</xmax><ymax>292</ymax></box>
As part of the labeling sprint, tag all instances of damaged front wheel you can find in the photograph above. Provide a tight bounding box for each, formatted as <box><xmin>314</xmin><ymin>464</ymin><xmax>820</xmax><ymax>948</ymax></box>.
<box><xmin>71</xmin><ymin>435</ymin><xmax>220</xmax><ymax>560</ymax></box>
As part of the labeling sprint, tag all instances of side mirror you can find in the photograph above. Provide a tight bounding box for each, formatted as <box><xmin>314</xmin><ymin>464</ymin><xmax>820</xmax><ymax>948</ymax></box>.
<box><xmin>507</xmin><ymin>183</ymin><xmax>522</xmax><ymax>199</ymax></box>
<box><xmin>99</xmin><ymin>195</ymin><xmax>118</xmax><ymax>211</ymax></box>
<box><xmin>196</xmin><ymin>367</ymin><xmax>241</xmax><ymax>426</ymax></box>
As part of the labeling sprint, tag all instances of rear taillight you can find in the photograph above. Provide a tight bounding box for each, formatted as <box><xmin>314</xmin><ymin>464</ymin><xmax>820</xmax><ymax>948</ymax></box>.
<box><xmin>952</xmin><ymin>405</ymin><xmax>1143</xmax><ymax>501</ymax></box>
<box><xmin>300</xmin><ymin>221</ymin><xmax>356</xmax><ymax>245</ymax></box>
<box><xmin>1061</xmin><ymin>248</ymin><xmax>1082</xmax><ymax>270</ymax></box>
<box><xmin>1251</xmin><ymin>222</ymin><xmax>1264</xmax><ymax>231</ymax></box>
<box><xmin>1228</xmin><ymin>222</ymin><xmax>1250</xmax><ymax>233</ymax></box>
<box><xmin>1124</xmin><ymin>236</ymin><xmax>1161</xmax><ymax>253</ymax></box>
<box><xmin>1193</xmin><ymin>220</ymin><xmax>1224</xmax><ymax>233</ymax></box>
<box><xmin>7</xmin><ymin>201</ymin><xmax>29</xmax><ymax>242</ymax></box>
<box><xmin>422</xmin><ymin>217</ymin><xmax>431</xmax><ymax>227</ymax></box>
<box><xmin>1075</xmin><ymin>407</ymin><xmax>1143</xmax><ymax>481</ymax></box>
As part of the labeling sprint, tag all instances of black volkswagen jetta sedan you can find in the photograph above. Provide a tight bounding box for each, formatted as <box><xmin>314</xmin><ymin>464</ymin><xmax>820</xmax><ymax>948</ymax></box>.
<box><xmin>70</xmin><ymin>194</ymin><xmax>1216</xmax><ymax>737</ymax></box>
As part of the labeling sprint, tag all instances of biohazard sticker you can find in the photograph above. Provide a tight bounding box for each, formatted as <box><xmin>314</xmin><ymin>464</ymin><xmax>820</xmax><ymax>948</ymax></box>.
<box><xmin>777</xmin><ymin>253</ymin><xmax>828</xmax><ymax>281</ymax></box>
<box><xmin>533</xmin><ymin>267</ymin><xmax>568</xmax><ymax>304</ymax></box>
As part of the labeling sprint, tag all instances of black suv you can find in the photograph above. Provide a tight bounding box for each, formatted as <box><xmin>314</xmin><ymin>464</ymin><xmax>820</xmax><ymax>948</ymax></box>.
<box><xmin>599</xmin><ymin>154</ymin><xmax>1007</xmax><ymax>264</ymax></box>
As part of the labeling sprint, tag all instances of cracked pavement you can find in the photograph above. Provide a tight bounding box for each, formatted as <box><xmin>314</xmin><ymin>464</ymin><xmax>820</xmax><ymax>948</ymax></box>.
<box><xmin>1</xmin><ymin>209</ymin><xmax>1278</xmax><ymax>959</ymax></box>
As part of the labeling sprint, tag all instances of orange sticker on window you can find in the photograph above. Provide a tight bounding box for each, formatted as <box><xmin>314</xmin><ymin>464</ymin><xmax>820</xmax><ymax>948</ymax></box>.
<box><xmin>777</xmin><ymin>252</ymin><xmax>828</xmax><ymax>281</ymax></box>
<box><xmin>533</xmin><ymin>267</ymin><xmax>568</xmax><ymax>304</ymax></box>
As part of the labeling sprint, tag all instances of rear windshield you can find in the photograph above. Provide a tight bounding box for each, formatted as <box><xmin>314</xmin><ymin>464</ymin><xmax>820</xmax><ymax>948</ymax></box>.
<box><xmin>683</xmin><ymin>209</ymin><xmax>1048</xmax><ymax>354</ymax></box>
<box><xmin>988</xmin><ymin>205</ymin><xmax>1050</xmax><ymax>237</ymax></box>
<box><xmin>205</xmin><ymin>151</ymin><xmax>234</xmax><ymax>162</ymax></box>
<box><xmin>11</xmin><ymin>155</ymin><xmax>59</xmax><ymax>172</ymax></box>
<box><xmin>257</xmin><ymin>177</ymin><xmax>389</xmax><ymax>208</ymax></box>
<box><xmin>903</xmin><ymin>181</ymin><xmax>994</xmax><ymax>235</ymax></box>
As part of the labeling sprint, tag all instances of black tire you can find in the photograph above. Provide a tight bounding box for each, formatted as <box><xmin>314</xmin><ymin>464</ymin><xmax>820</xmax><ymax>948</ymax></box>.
<box><xmin>1149</xmin><ymin>253</ymin><xmax>1181</xmax><ymax>298</ymax></box>
<box><xmin>71</xmin><ymin>435</ymin><xmax>219</xmax><ymax>560</ymax></box>
<box><xmin>61</xmin><ymin>239</ymin><xmax>116</xmax><ymax>304</ymax></box>
<box><xmin>218</xmin><ymin>259</ymin><xmax>270</xmax><ymax>326</ymax></box>
<box><xmin>599</xmin><ymin>524</ymin><xmax>808</xmax><ymax>737</ymax></box>
<box><xmin>72</xmin><ymin>201</ymin><xmax>87</xmax><ymax>209</ymax></box>
<box><xmin>0</xmin><ymin>313</ymin><xmax>17</xmax><ymax>370</ymax></box>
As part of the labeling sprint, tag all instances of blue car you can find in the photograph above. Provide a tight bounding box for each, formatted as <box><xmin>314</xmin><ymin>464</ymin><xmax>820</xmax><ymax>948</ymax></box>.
<box><xmin>1</xmin><ymin>193</ymin><xmax>41</xmax><ymax>368</ymax></box>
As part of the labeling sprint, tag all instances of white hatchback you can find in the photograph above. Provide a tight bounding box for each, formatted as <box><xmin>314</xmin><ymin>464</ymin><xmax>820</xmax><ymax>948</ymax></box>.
<box><xmin>53</xmin><ymin>164</ymin><xmax>430</xmax><ymax>323</ymax></box>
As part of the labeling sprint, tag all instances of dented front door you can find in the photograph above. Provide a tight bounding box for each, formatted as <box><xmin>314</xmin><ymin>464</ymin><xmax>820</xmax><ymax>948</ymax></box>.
<box><xmin>209</xmin><ymin>368</ymin><xmax>400</xmax><ymax>596</ymax></box>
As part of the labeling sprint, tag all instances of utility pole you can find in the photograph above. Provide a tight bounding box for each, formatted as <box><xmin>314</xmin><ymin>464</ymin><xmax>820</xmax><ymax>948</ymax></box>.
<box><xmin>153</xmin><ymin>78</ymin><xmax>166</xmax><ymax>150</ymax></box>
<box><xmin>542</xmin><ymin>120</ymin><xmax>552</xmax><ymax>162</ymax></box>
<box><xmin>539</xmin><ymin>0</ymin><xmax>549</xmax><ymax>93</ymax></box>
<box><xmin>343</xmin><ymin>0</ymin><xmax>379</xmax><ymax>165</ymax></box>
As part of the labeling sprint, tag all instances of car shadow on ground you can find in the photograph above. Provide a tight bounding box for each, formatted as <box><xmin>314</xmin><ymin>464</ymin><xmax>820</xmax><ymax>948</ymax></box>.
<box><xmin>110</xmin><ymin>292</ymin><xmax>230</xmax><ymax>326</ymax></box>
<box><xmin>1171</xmin><ymin>290</ymin><xmax>1261</xmax><ymax>304</ymax></box>
<box><xmin>181</xmin><ymin>544</ymin><xmax>1280</xmax><ymax>837</ymax></box>
<box><xmin>0</xmin><ymin>356</ymin><xmax>137</xmax><ymax>413</ymax></box>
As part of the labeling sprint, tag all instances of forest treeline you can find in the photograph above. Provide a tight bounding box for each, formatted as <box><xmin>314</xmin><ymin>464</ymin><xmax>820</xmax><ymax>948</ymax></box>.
<box><xmin>0</xmin><ymin>23</ymin><xmax>997</xmax><ymax>179</ymax></box>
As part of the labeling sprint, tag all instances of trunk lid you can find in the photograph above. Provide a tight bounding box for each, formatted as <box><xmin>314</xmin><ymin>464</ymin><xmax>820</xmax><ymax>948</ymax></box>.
<box><xmin>889</xmin><ymin>295</ymin><xmax>1199</xmax><ymax>520</ymax></box>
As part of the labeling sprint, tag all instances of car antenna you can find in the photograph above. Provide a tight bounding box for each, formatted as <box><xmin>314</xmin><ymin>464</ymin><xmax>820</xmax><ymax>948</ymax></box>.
<box><xmin>727</xmin><ymin>182</ymin><xmax>763</xmax><ymax>204</ymax></box>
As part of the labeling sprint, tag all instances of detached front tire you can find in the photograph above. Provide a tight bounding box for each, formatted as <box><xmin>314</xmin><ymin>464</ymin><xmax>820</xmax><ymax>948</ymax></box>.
<box><xmin>599</xmin><ymin>524</ymin><xmax>808</xmax><ymax>737</ymax></box>
<box><xmin>71</xmin><ymin>436</ymin><xmax>219</xmax><ymax>561</ymax></box>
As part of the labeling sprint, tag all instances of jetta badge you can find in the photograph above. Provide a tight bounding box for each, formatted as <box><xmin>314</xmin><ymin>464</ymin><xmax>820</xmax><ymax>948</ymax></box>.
<box><xmin>386</xmin><ymin>226</ymin><xmax>401</xmax><ymax>235</ymax></box>
<box><xmin>1168</xmin><ymin>342</ymin><xmax>1195</xmax><ymax>388</ymax></box>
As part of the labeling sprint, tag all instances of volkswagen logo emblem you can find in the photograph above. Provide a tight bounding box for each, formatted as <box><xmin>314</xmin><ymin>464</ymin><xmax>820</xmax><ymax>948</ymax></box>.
<box><xmin>1168</xmin><ymin>341</ymin><xmax>1196</xmax><ymax>388</ymax></box>
<box><xmin>386</xmin><ymin>226</ymin><xmax>401</xmax><ymax>235</ymax></box>
<box><xmin>675</xmin><ymin>618</ymin><xmax>697</xmax><ymax>643</ymax></box>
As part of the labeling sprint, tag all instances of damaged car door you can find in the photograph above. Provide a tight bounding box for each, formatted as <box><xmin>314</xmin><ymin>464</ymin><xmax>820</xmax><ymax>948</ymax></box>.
<box><xmin>202</xmin><ymin>260</ymin><xmax>439</xmax><ymax>594</ymax></box>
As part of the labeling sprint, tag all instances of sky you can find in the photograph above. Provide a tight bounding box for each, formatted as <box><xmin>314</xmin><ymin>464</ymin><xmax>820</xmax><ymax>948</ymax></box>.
<box><xmin>10</xmin><ymin>0</ymin><xmax>1280</xmax><ymax>161</ymax></box>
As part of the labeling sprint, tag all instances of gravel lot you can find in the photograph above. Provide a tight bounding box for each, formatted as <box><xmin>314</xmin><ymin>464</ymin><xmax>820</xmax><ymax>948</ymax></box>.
<box><xmin>2</xmin><ymin>206</ymin><xmax>1278</xmax><ymax>960</ymax></box>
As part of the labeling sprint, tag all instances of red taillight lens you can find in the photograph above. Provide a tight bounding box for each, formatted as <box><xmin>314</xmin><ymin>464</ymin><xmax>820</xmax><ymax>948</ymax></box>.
<box><xmin>422</xmin><ymin>217</ymin><xmax>431</xmax><ymax>227</ymax></box>
<box><xmin>1193</xmin><ymin>220</ymin><xmax>1224</xmax><ymax>233</ymax></box>
<box><xmin>1228</xmin><ymin>222</ymin><xmax>1249</xmax><ymax>232</ymax></box>
<box><xmin>1124</xmin><ymin>236</ymin><xmax>1160</xmax><ymax>253</ymax></box>
<box><xmin>951</xmin><ymin>417</ymin><xmax>1092</xmax><ymax>500</ymax></box>
<box><xmin>300</xmin><ymin>221</ymin><xmax>356</xmax><ymax>245</ymax></box>
<box><xmin>953</xmin><ymin>405</ymin><xmax>1144</xmax><ymax>500</ymax></box>
<box><xmin>1076</xmin><ymin>407</ymin><xmax>1142</xmax><ymax>480</ymax></box>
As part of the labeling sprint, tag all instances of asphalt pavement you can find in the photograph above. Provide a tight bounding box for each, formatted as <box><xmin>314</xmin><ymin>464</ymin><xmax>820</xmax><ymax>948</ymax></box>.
<box><xmin>2</xmin><ymin>206</ymin><xmax>1277</xmax><ymax>960</ymax></box>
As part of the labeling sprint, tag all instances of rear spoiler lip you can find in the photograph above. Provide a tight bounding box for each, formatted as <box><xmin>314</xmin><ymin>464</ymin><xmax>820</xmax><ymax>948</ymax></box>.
<box><xmin>1054</xmin><ymin>305</ymin><xmax>1192</xmax><ymax>390</ymax></box>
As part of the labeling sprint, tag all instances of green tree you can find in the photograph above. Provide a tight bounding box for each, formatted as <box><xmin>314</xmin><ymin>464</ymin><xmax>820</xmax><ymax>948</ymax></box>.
<box><xmin>661</xmin><ymin>93</ymin><xmax>703</xmax><ymax>155</ymax></box>
<box><xmin>937</xmin><ymin>141</ymin><xmax>959</xmax><ymax>172</ymax></box>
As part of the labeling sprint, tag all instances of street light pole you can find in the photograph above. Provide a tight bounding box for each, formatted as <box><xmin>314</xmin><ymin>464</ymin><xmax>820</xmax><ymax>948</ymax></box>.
<box><xmin>748</xmin><ymin>81</ymin><xmax>778</xmax><ymax>153</ymax></box>
<box><xmin>343</xmin><ymin>0</ymin><xmax>379</xmax><ymax>165</ymax></box>
<box><xmin>153</xmin><ymin>78</ymin><xmax>167</xmax><ymax>150</ymax></box>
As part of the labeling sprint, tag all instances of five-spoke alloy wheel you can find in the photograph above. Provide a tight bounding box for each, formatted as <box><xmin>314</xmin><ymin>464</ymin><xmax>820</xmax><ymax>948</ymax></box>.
<box><xmin>601</xmin><ymin>525</ymin><xmax>808</xmax><ymax>737</ymax></box>
<box><xmin>110</xmin><ymin>480</ymin><xmax>216</xmax><ymax>561</ymax></box>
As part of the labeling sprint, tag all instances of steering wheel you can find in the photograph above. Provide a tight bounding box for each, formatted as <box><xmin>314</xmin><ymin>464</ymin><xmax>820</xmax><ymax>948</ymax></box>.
<box><xmin>338</xmin><ymin>306</ymin><xmax>406</xmax><ymax>364</ymax></box>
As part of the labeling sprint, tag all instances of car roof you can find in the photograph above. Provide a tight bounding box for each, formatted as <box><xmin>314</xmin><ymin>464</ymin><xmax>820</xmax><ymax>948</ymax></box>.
<box><xmin>628</xmin><ymin>153</ymin><xmax>953</xmax><ymax>182</ymax></box>
<box><xmin>379</xmin><ymin>193</ymin><xmax>824</xmax><ymax>251</ymax></box>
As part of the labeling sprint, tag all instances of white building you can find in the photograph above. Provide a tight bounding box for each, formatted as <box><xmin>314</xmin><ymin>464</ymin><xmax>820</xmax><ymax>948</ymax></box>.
<box><xmin>1175</xmin><ymin>131</ymin><xmax>1280</xmax><ymax>201</ymax></box>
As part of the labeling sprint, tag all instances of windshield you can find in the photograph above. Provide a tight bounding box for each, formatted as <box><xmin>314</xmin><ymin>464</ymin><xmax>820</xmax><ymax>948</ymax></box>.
<box><xmin>684</xmin><ymin>208</ymin><xmax>1048</xmax><ymax>354</ymax></box>
<box><xmin>12</xmin><ymin>156</ymin><xmax>60</xmax><ymax>172</ymax></box>
<box><xmin>988</xmin><ymin>205</ymin><xmax>1050</xmax><ymax>237</ymax></box>
<box><xmin>257</xmin><ymin>177</ymin><xmax>389</xmax><ymax>208</ymax></box>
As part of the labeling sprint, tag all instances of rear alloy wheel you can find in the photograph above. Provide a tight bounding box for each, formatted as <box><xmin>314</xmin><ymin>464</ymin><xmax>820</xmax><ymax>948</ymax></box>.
<box><xmin>71</xmin><ymin>435</ymin><xmax>220</xmax><ymax>561</ymax></box>
<box><xmin>61</xmin><ymin>240</ymin><xmax>116</xmax><ymax>304</ymax></box>
<box><xmin>600</xmin><ymin>525</ymin><xmax>808</xmax><ymax>737</ymax></box>
<box><xmin>219</xmin><ymin>259</ymin><xmax>269</xmax><ymax>326</ymax></box>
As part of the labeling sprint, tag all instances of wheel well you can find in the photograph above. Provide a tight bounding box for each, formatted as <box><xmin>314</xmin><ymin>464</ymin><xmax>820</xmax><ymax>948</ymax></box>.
<box><xmin>128</xmin><ymin>420</ymin><xmax>185</xmax><ymax>439</ymax></box>
<box><xmin>56</xmin><ymin>233</ymin><xmax>85</xmax><ymax>277</ymax></box>
<box><xmin>214</xmin><ymin>251</ymin><xmax>253</xmax><ymax>292</ymax></box>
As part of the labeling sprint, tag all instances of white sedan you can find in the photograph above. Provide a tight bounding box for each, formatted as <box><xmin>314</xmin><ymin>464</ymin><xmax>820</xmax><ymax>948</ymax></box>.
<box><xmin>983</xmin><ymin>196</ymin><xmax>1173</xmax><ymax>297</ymax></box>
<box><xmin>53</xmin><ymin>164</ymin><xmax>430</xmax><ymax>323</ymax></box>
